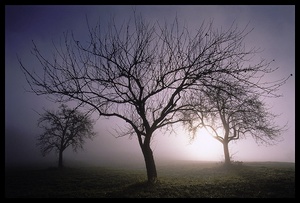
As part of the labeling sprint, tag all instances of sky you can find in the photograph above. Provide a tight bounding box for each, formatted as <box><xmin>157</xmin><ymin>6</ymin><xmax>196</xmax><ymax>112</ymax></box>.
<box><xmin>5</xmin><ymin>5</ymin><xmax>295</xmax><ymax>168</ymax></box>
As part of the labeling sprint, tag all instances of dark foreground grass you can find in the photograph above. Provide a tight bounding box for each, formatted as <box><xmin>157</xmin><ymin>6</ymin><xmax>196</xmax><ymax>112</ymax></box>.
<box><xmin>5</xmin><ymin>161</ymin><xmax>295</xmax><ymax>198</ymax></box>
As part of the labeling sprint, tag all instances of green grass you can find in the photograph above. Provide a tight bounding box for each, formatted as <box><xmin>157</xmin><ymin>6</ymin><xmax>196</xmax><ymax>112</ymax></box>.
<box><xmin>5</xmin><ymin>161</ymin><xmax>295</xmax><ymax>198</ymax></box>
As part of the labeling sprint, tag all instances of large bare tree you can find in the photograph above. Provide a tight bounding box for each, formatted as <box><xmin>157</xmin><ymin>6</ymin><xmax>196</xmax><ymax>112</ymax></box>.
<box><xmin>19</xmin><ymin>12</ymin><xmax>290</xmax><ymax>182</ymax></box>
<box><xmin>37</xmin><ymin>104</ymin><xmax>96</xmax><ymax>169</ymax></box>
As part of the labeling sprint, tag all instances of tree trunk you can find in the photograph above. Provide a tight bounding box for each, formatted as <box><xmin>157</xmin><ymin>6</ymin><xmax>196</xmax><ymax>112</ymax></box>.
<box><xmin>223</xmin><ymin>141</ymin><xmax>231</xmax><ymax>166</ymax></box>
<box><xmin>58</xmin><ymin>150</ymin><xmax>63</xmax><ymax>169</ymax></box>
<box><xmin>142</xmin><ymin>144</ymin><xmax>157</xmax><ymax>184</ymax></box>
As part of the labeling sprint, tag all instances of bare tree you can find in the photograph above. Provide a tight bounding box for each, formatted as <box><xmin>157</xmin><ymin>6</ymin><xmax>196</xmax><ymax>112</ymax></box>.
<box><xmin>182</xmin><ymin>77</ymin><xmax>289</xmax><ymax>166</ymax></box>
<box><xmin>19</xmin><ymin>12</ymin><xmax>290</xmax><ymax>182</ymax></box>
<box><xmin>37</xmin><ymin>104</ymin><xmax>96</xmax><ymax>169</ymax></box>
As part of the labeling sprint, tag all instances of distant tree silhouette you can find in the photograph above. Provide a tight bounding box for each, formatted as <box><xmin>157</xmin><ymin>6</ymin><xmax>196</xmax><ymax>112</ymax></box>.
<box><xmin>182</xmin><ymin>82</ymin><xmax>288</xmax><ymax>166</ymax></box>
<box><xmin>36</xmin><ymin>104</ymin><xmax>96</xmax><ymax>169</ymax></box>
<box><xmin>19</xmin><ymin>11</ymin><xmax>290</xmax><ymax>182</ymax></box>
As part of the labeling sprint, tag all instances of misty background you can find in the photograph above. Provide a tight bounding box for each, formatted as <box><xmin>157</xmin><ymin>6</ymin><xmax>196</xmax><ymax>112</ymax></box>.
<box><xmin>5</xmin><ymin>5</ymin><xmax>295</xmax><ymax>168</ymax></box>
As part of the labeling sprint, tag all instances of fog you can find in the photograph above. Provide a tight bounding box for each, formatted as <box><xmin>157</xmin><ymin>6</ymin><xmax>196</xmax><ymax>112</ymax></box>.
<box><xmin>5</xmin><ymin>5</ymin><xmax>295</xmax><ymax>170</ymax></box>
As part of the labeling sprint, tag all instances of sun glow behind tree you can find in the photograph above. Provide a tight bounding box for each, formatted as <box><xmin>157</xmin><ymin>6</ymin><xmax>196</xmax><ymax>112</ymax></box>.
<box><xmin>188</xmin><ymin>126</ymin><xmax>225</xmax><ymax>161</ymax></box>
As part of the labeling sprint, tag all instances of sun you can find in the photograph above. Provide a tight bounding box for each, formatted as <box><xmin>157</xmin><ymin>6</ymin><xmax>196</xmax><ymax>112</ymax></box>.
<box><xmin>187</xmin><ymin>127</ymin><xmax>224</xmax><ymax>161</ymax></box>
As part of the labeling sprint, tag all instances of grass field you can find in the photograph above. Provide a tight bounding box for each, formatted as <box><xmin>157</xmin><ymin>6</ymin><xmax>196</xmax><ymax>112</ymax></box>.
<box><xmin>5</xmin><ymin>160</ymin><xmax>295</xmax><ymax>198</ymax></box>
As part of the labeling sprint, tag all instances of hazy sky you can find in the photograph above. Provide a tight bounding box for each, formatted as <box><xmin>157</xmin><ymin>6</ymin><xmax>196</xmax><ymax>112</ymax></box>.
<box><xmin>5</xmin><ymin>5</ymin><xmax>295</xmax><ymax>168</ymax></box>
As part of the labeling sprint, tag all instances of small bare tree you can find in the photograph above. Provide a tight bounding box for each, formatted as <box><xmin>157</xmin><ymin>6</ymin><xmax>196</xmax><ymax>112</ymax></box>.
<box><xmin>19</xmin><ymin>12</ymin><xmax>290</xmax><ymax>182</ymax></box>
<box><xmin>183</xmin><ymin>78</ymin><xmax>289</xmax><ymax>166</ymax></box>
<box><xmin>37</xmin><ymin>104</ymin><xmax>96</xmax><ymax>169</ymax></box>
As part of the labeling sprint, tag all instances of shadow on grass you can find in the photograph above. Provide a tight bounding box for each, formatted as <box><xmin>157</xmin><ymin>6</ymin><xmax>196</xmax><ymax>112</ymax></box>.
<box><xmin>105</xmin><ymin>163</ymin><xmax>295</xmax><ymax>198</ymax></box>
